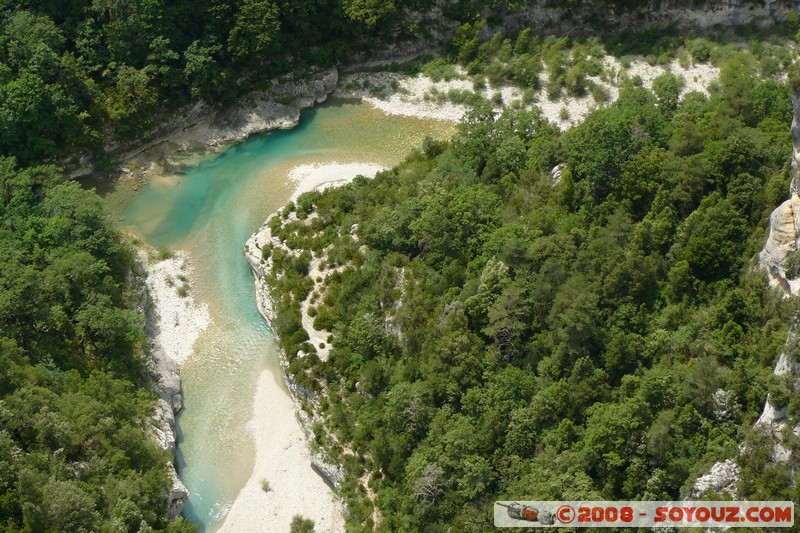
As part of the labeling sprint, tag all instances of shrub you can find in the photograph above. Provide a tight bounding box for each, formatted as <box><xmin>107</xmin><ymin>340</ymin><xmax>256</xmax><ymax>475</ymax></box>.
<box><xmin>422</xmin><ymin>58</ymin><xmax>459</xmax><ymax>82</ymax></box>
<box><xmin>687</xmin><ymin>38</ymin><xmax>712</xmax><ymax>63</ymax></box>
<box><xmin>290</xmin><ymin>514</ymin><xmax>315</xmax><ymax>533</ymax></box>
<box><xmin>589</xmin><ymin>82</ymin><xmax>610</xmax><ymax>103</ymax></box>
<box><xmin>262</xmin><ymin>244</ymin><xmax>272</xmax><ymax>261</ymax></box>
<box><xmin>652</xmin><ymin>72</ymin><xmax>683</xmax><ymax>109</ymax></box>
<box><xmin>157</xmin><ymin>248</ymin><xmax>173</xmax><ymax>260</ymax></box>
<box><xmin>784</xmin><ymin>249</ymin><xmax>800</xmax><ymax>279</ymax></box>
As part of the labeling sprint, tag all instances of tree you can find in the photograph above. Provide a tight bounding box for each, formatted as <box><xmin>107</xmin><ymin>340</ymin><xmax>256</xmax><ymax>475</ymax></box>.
<box><xmin>102</xmin><ymin>65</ymin><xmax>157</xmax><ymax>137</ymax></box>
<box><xmin>227</xmin><ymin>0</ymin><xmax>281</xmax><ymax>62</ymax></box>
<box><xmin>675</xmin><ymin>196</ymin><xmax>747</xmax><ymax>282</ymax></box>
<box><xmin>341</xmin><ymin>0</ymin><xmax>395</xmax><ymax>29</ymax></box>
<box><xmin>411</xmin><ymin>462</ymin><xmax>445</xmax><ymax>504</ymax></box>
<box><xmin>651</xmin><ymin>72</ymin><xmax>683</xmax><ymax>111</ymax></box>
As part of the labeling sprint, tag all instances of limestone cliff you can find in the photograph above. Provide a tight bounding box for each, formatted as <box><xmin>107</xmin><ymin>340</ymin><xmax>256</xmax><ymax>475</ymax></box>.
<box><xmin>760</xmin><ymin>95</ymin><xmax>800</xmax><ymax>295</ymax></box>
<box><xmin>693</xmin><ymin>90</ymin><xmax>800</xmax><ymax>498</ymax></box>
<box><xmin>500</xmin><ymin>0</ymin><xmax>794</xmax><ymax>36</ymax></box>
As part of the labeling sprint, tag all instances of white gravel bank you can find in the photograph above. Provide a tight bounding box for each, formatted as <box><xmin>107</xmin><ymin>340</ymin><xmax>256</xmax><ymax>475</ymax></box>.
<box><xmin>217</xmin><ymin>370</ymin><xmax>345</xmax><ymax>533</ymax></box>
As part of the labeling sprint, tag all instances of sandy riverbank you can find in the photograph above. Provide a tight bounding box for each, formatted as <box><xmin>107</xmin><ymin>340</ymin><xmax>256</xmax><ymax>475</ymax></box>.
<box><xmin>226</xmin><ymin>162</ymin><xmax>386</xmax><ymax>532</ymax></box>
<box><xmin>336</xmin><ymin>56</ymin><xmax>720</xmax><ymax>129</ymax></box>
<box><xmin>217</xmin><ymin>371</ymin><xmax>345</xmax><ymax>533</ymax></box>
<box><xmin>289</xmin><ymin>162</ymin><xmax>386</xmax><ymax>202</ymax></box>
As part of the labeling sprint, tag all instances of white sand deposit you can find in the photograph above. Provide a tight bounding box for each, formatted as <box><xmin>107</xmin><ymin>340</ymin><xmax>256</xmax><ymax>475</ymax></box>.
<box><xmin>217</xmin><ymin>370</ymin><xmax>345</xmax><ymax>533</ymax></box>
<box><xmin>288</xmin><ymin>162</ymin><xmax>386</xmax><ymax>202</ymax></box>
<box><xmin>336</xmin><ymin>56</ymin><xmax>720</xmax><ymax>130</ymax></box>
<box><xmin>336</xmin><ymin>71</ymin><xmax>473</xmax><ymax>122</ymax></box>
<box><xmin>144</xmin><ymin>251</ymin><xmax>211</xmax><ymax>366</ymax></box>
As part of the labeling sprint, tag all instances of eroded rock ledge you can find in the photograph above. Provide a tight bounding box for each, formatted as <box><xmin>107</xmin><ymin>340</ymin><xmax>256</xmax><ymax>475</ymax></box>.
<box><xmin>67</xmin><ymin>68</ymin><xmax>339</xmax><ymax>179</ymax></box>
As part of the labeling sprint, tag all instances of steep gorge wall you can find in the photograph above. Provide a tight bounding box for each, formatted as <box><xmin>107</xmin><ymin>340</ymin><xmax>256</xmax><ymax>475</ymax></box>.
<box><xmin>499</xmin><ymin>0</ymin><xmax>794</xmax><ymax>36</ymax></box>
<box><xmin>760</xmin><ymin>94</ymin><xmax>800</xmax><ymax>295</ymax></box>
<box><xmin>694</xmin><ymin>87</ymin><xmax>800</xmax><ymax>498</ymax></box>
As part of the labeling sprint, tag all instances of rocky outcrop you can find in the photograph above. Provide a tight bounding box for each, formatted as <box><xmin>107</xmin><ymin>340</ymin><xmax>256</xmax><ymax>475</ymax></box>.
<box><xmin>67</xmin><ymin>69</ymin><xmax>338</xmax><ymax>179</ymax></box>
<box><xmin>243</xmin><ymin>215</ymin><xmax>345</xmax><ymax>492</ymax></box>
<box><xmin>760</xmin><ymin>95</ymin><xmax>800</xmax><ymax>295</ymax></box>
<box><xmin>753</xmin><ymin>327</ymin><xmax>800</xmax><ymax>464</ymax></box>
<box><xmin>691</xmin><ymin>459</ymin><xmax>740</xmax><ymax>498</ymax></box>
<box><xmin>759</xmin><ymin>195</ymin><xmax>800</xmax><ymax>294</ymax></box>
<box><xmin>694</xmin><ymin>90</ymin><xmax>800</xmax><ymax>499</ymax></box>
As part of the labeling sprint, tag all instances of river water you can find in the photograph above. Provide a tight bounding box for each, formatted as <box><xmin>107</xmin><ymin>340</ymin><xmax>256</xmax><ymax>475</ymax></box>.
<box><xmin>95</xmin><ymin>100</ymin><xmax>453</xmax><ymax>531</ymax></box>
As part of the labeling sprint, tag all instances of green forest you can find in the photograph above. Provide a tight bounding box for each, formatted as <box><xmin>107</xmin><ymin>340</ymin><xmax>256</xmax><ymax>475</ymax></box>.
<box><xmin>0</xmin><ymin>157</ymin><xmax>198</xmax><ymax>531</ymax></box>
<box><xmin>0</xmin><ymin>0</ymin><xmax>505</xmax><ymax>168</ymax></box>
<box><xmin>264</xmin><ymin>45</ymin><xmax>800</xmax><ymax>531</ymax></box>
<box><xmin>2</xmin><ymin>0</ymin><xmax>800</xmax><ymax>530</ymax></box>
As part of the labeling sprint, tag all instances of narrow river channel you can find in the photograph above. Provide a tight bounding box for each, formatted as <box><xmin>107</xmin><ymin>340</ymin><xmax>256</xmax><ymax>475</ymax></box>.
<box><xmin>95</xmin><ymin>100</ymin><xmax>453</xmax><ymax>531</ymax></box>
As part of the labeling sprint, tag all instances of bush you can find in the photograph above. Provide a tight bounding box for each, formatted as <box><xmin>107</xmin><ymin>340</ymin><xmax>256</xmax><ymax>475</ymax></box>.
<box><xmin>157</xmin><ymin>248</ymin><xmax>174</xmax><ymax>260</ymax></box>
<box><xmin>262</xmin><ymin>244</ymin><xmax>273</xmax><ymax>261</ymax></box>
<box><xmin>687</xmin><ymin>38</ymin><xmax>712</xmax><ymax>63</ymax></box>
<box><xmin>651</xmin><ymin>72</ymin><xmax>683</xmax><ymax>109</ymax></box>
<box><xmin>784</xmin><ymin>249</ymin><xmax>800</xmax><ymax>279</ymax></box>
<box><xmin>422</xmin><ymin>58</ymin><xmax>460</xmax><ymax>82</ymax></box>
<box><xmin>261</xmin><ymin>478</ymin><xmax>270</xmax><ymax>492</ymax></box>
<box><xmin>768</xmin><ymin>379</ymin><xmax>790</xmax><ymax>410</ymax></box>
<box><xmin>589</xmin><ymin>82</ymin><xmax>610</xmax><ymax>103</ymax></box>
<box><xmin>290</xmin><ymin>514</ymin><xmax>315</xmax><ymax>533</ymax></box>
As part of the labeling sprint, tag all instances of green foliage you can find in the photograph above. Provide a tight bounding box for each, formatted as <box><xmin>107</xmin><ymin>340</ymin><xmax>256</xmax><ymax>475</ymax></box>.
<box><xmin>784</xmin><ymin>249</ymin><xmax>800</xmax><ymax>279</ymax></box>
<box><xmin>0</xmin><ymin>0</ymin><xmax>430</xmax><ymax>164</ymax></box>
<box><xmin>342</xmin><ymin>0</ymin><xmax>396</xmax><ymax>29</ymax></box>
<box><xmin>290</xmin><ymin>514</ymin><xmax>315</xmax><ymax>533</ymax></box>
<box><xmin>265</xmin><ymin>56</ymin><xmax>795</xmax><ymax>530</ymax></box>
<box><xmin>227</xmin><ymin>0</ymin><xmax>280</xmax><ymax>62</ymax></box>
<box><xmin>651</xmin><ymin>72</ymin><xmax>683</xmax><ymax>110</ymax></box>
<box><xmin>0</xmin><ymin>157</ymin><xmax>189</xmax><ymax>531</ymax></box>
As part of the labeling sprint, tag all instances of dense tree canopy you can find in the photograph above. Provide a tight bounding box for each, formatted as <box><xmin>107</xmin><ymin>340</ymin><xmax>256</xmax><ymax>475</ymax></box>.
<box><xmin>0</xmin><ymin>0</ymin><xmax>432</xmax><ymax>166</ymax></box>
<box><xmin>264</xmin><ymin>60</ymin><xmax>798</xmax><ymax>531</ymax></box>
<box><xmin>0</xmin><ymin>157</ymin><xmax>196</xmax><ymax>532</ymax></box>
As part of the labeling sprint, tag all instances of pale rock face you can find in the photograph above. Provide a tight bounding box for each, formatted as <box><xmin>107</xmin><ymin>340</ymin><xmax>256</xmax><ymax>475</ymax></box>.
<box><xmin>757</xmin><ymin>400</ymin><xmax>788</xmax><ymax>432</ymax></box>
<box><xmin>789</xmin><ymin>95</ymin><xmax>800</xmax><ymax>197</ymax></box>
<box><xmin>551</xmin><ymin>163</ymin><xmax>565</xmax><ymax>186</ymax></box>
<box><xmin>755</xmin><ymin>330</ymin><xmax>800</xmax><ymax>437</ymax></box>
<box><xmin>167</xmin><ymin>469</ymin><xmax>190</xmax><ymax>519</ymax></box>
<box><xmin>759</xmin><ymin>196</ymin><xmax>800</xmax><ymax>295</ymax></box>
<box><xmin>691</xmin><ymin>459</ymin><xmax>740</xmax><ymax>498</ymax></box>
<box><xmin>760</xmin><ymin>96</ymin><xmax>800</xmax><ymax>295</ymax></box>
<box><xmin>150</xmin><ymin>399</ymin><xmax>177</xmax><ymax>454</ymax></box>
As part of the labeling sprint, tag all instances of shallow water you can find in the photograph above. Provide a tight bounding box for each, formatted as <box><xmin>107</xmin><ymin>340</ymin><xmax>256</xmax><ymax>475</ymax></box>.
<box><xmin>97</xmin><ymin>100</ymin><xmax>453</xmax><ymax>531</ymax></box>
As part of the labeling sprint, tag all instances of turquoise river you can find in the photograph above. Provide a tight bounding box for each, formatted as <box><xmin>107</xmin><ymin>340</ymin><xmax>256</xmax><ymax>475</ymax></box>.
<box><xmin>94</xmin><ymin>100</ymin><xmax>453</xmax><ymax>532</ymax></box>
